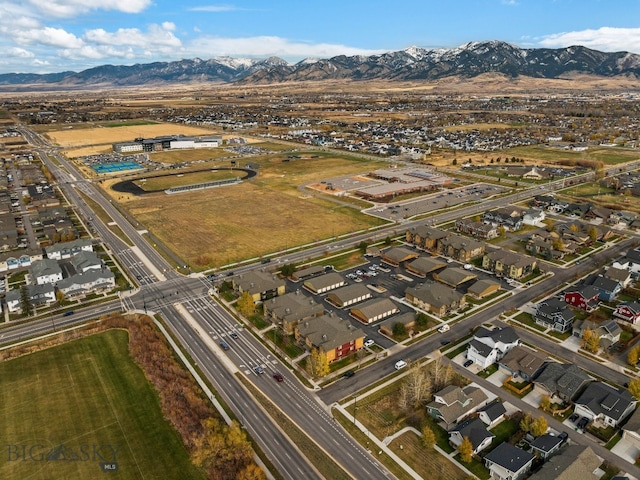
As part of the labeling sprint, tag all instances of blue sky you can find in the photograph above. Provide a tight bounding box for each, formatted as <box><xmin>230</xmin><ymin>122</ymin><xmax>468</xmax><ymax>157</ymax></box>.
<box><xmin>3</xmin><ymin>0</ymin><xmax>640</xmax><ymax>73</ymax></box>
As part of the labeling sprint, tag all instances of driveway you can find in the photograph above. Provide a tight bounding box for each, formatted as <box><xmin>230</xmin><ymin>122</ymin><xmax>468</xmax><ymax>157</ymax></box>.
<box><xmin>521</xmin><ymin>387</ymin><xmax>543</xmax><ymax>408</ymax></box>
<box><xmin>487</xmin><ymin>370</ymin><xmax>509</xmax><ymax>387</ymax></box>
<box><xmin>612</xmin><ymin>437</ymin><xmax>640</xmax><ymax>466</ymax></box>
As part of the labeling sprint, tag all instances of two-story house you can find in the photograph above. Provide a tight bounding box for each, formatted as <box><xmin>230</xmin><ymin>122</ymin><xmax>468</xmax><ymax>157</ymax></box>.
<box><xmin>426</xmin><ymin>385</ymin><xmax>489</xmax><ymax>429</ymax></box>
<box><xmin>564</xmin><ymin>285</ymin><xmax>601</xmax><ymax>311</ymax></box>
<box><xmin>573</xmin><ymin>382</ymin><xmax>636</xmax><ymax>428</ymax></box>
<box><xmin>614</xmin><ymin>301</ymin><xmax>640</xmax><ymax>328</ymax></box>
<box><xmin>482</xmin><ymin>249</ymin><xmax>537</xmax><ymax>280</ymax></box>
<box><xmin>533</xmin><ymin>297</ymin><xmax>575</xmax><ymax>332</ymax></box>
<box><xmin>484</xmin><ymin>442</ymin><xmax>535</xmax><ymax>480</ymax></box>
<box><xmin>466</xmin><ymin>326</ymin><xmax>520</xmax><ymax>369</ymax></box>
<box><xmin>448</xmin><ymin>417</ymin><xmax>494</xmax><ymax>455</ymax></box>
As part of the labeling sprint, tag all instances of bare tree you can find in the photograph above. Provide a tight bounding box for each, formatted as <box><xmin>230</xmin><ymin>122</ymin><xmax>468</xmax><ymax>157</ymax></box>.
<box><xmin>405</xmin><ymin>363</ymin><xmax>432</xmax><ymax>407</ymax></box>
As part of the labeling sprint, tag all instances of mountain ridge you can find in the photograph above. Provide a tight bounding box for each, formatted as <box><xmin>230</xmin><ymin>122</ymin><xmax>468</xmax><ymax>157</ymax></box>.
<box><xmin>3</xmin><ymin>40</ymin><xmax>640</xmax><ymax>88</ymax></box>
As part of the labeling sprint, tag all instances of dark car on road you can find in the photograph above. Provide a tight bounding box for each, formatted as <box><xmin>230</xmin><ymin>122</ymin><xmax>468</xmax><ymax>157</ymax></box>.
<box><xmin>219</xmin><ymin>341</ymin><xmax>230</xmax><ymax>351</ymax></box>
<box><xmin>273</xmin><ymin>372</ymin><xmax>284</xmax><ymax>382</ymax></box>
<box><xmin>343</xmin><ymin>370</ymin><xmax>355</xmax><ymax>378</ymax></box>
<box><xmin>440</xmin><ymin>339</ymin><xmax>451</xmax><ymax>346</ymax></box>
<box><xmin>230</xmin><ymin>331</ymin><xmax>239</xmax><ymax>339</ymax></box>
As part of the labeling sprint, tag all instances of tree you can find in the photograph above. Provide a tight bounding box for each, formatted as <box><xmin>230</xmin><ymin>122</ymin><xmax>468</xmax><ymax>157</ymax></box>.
<box><xmin>552</xmin><ymin>238</ymin><xmax>565</xmax><ymax>252</ymax></box>
<box><xmin>404</xmin><ymin>363</ymin><xmax>432</xmax><ymax>407</ymax></box>
<box><xmin>309</xmin><ymin>348</ymin><xmax>329</xmax><ymax>378</ymax></box>
<box><xmin>415</xmin><ymin>313</ymin><xmax>429</xmax><ymax>329</ymax></box>
<box><xmin>588</xmin><ymin>226</ymin><xmax>598</xmax><ymax>243</ymax></box>
<box><xmin>393</xmin><ymin>322</ymin><xmax>407</xmax><ymax>337</ymax></box>
<box><xmin>628</xmin><ymin>378</ymin><xmax>640</xmax><ymax>400</ymax></box>
<box><xmin>458</xmin><ymin>436</ymin><xmax>474</xmax><ymax>463</ymax></box>
<box><xmin>384</xmin><ymin>236</ymin><xmax>392</xmax><ymax>246</ymax></box>
<box><xmin>358</xmin><ymin>241</ymin><xmax>368</xmax><ymax>254</ymax></box>
<box><xmin>539</xmin><ymin>395</ymin><xmax>551</xmax><ymax>412</ymax></box>
<box><xmin>280</xmin><ymin>263</ymin><xmax>296</xmax><ymax>277</ymax></box>
<box><xmin>20</xmin><ymin>285</ymin><xmax>32</xmax><ymax>316</ymax></box>
<box><xmin>569</xmin><ymin>223</ymin><xmax>580</xmax><ymax>232</ymax></box>
<box><xmin>421</xmin><ymin>425</ymin><xmax>436</xmax><ymax>449</ymax></box>
<box><xmin>497</xmin><ymin>225</ymin><xmax>506</xmax><ymax>237</ymax></box>
<box><xmin>56</xmin><ymin>290</ymin><xmax>66</xmax><ymax>303</ymax></box>
<box><xmin>531</xmin><ymin>416</ymin><xmax>548</xmax><ymax>437</ymax></box>
<box><xmin>452</xmin><ymin>158</ymin><xmax>458</xmax><ymax>166</ymax></box>
<box><xmin>519</xmin><ymin>413</ymin><xmax>533</xmax><ymax>433</ymax></box>
<box><xmin>236</xmin><ymin>292</ymin><xmax>256</xmax><ymax>318</ymax></box>
<box><xmin>545</xmin><ymin>219</ymin><xmax>556</xmax><ymax>232</ymax></box>
<box><xmin>627</xmin><ymin>346</ymin><xmax>639</xmax><ymax>367</ymax></box>
<box><xmin>582</xmin><ymin>328</ymin><xmax>600</xmax><ymax>353</ymax></box>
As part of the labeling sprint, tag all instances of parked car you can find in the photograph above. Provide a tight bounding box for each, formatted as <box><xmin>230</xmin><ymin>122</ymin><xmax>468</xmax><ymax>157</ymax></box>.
<box><xmin>577</xmin><ymin>417</ymin><xmax>589</xmax><ymax>430</ymax></box>
<box><xmin>463</xmin><ymin>359</ymin><xmax>474</xmax><ymax>368</ymax></box>
<box><xmin>364</xmin><ymin>339</ymin><xmax>375</xmax><ymax>348</ymax></box>
<box><xmin>568</xmin><ymin>413</ymin><xmax>579</xmax><ymax>423</ymax></box>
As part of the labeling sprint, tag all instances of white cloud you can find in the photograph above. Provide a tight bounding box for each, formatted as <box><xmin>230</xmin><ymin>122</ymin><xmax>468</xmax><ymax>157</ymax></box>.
<box><xmin>188</xmin><ymin>5</ymin><xmax>245</xmax><ymax>12</ymax></box>
<box><xmin>15</xmin><ymin>26</ymin><xmax>84</xmax><ymax>49</ymax></box>
<box><xmin>502</xmin><ymin>0</ymin><xmax>518</xmax><ymax>5</ymax></box>
<box><xmin>25</xmin><ymin>0</ymin><xmax>152</xmax><ymax>18</ymax></box>
<box><xmin>6</xmin><ymin>47</ymin><xmax>34</xmax><ymax>58</ymax></box>
<box><xmin>186</xmin><ymin>35</ymin><xmax>385</xmax><ymax>60</ymax></box>
<box><xmin>538</xmin><ymin>27</ymin><xmax>640</xmax><ymax>54</ymax></box>
<box><xmin>84</xmin><ymin>23</ymin><xmax>181</xmax><ymax>48</ymax></box>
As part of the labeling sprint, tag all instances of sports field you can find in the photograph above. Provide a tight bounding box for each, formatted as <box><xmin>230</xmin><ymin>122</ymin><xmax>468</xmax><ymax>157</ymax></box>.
<box><xmin>0</xmin><ymin>330</ymin><xmax>204</xmax><ymax>480</ymax></box>
<box><xmin>110</xmin><ymin>151</ymin><xmax>389</xmax><ymax>268</ymax></box>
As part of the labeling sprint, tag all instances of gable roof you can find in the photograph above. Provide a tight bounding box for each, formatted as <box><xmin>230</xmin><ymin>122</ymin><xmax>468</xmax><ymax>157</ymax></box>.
<box><xmin>427</xmin><ymin>385</ymin><xmax>488</xmax><ymax>425</ymax></box>
<box><xmin>484</xmin><ymin>442</ymin><xmax>535</xmax><ymax>473</ymax></box>
<box><xmin>381</xmin><ymin>246</ymin><xmax>420</xmax><ymax>264</ymax></box>
<box><xmin>499</xmin><ymin>345</ymin><xmax>547</xmax><ymax>378</ymax></box>
<box><xmin>528</xmin><ymin>445</ymin><xmax>600</xmax><ymax>480</ymax></box>
<box><xmin>535</xmin><ymin>362</ymin><xmax>592</xmax><ymax>399</ymax></box>
<box><xmin>529</xmin><ymin>433</ymin><xmax>563</xmax><ymax>454</ymax></box>
<box><xmin>326</xmin><ymin>283</ymin><xmax>372</xmax><ymax>305</ymax></box>
<box><xmin>433</xmin><ymin>267</ymin><xmax>477</xmax><ymax>286</ymax></box>
<box><xmin>234</xmin><ymin>270</ymin><xmax>286</xmax><ymax>295</ymax></box>
<box><xmin>265</xmin><ymin>290</ymin><xmax>324</xmax><ymax>321</ymax></box>
<box><xmin>450</xmin><ymin>417</ymin><xmax>494</xmax><ymax>451</ymax></box>
<box><xmin>296</xmin><ymin>315</ymin><xmax>364</xmax><ymax>351</ymax></box>
<box><xmin>467</xmin><ymin>279</ymin><xmax>501</xmax><ymax>297</ymax></box>
<box><xmin>406</xmin><ymin>281</ymin><xmax>464</xmax><ymax>309</ymax></box>
<box><xmin>475</xmin><ymin>326</ymin><xmax>520</xmax><ymax>345</ymax></box>
<box><xmin>407</xmin><ymin>256</ymin><xmax>447</xmax><ymax>274</ymax></box>
<box><xmin>478</xmin><ymin>401</ymin><xmax>507</xmax><ymax>423</ymax></box>
<box><xmin>575</xmin><ymin>382</ymin><xmax>636</xmax><ymax>422</ymax></box>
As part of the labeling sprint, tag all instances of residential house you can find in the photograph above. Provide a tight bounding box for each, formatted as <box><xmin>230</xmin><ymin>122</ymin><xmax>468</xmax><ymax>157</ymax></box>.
<box><xmin>326</xmin><ymin>284</ymin><xmax>372</xmax><ymax>308</ymax></box>
<box><xmin>523</xmin><ymin>208</ymin><xmax>546</xmax><ymax>227</ymax></box>
<box><xmin>482</xmin><ymin>207</ymin><xmax>524</xmax><ymax>231</ymax></box>
<box><xmin>294</xmin><ymin>314</ymin><xmax>364</xmax><ymax>363</ymax></box>
<box><xmin>44</xmin><ymin>238</ymin><xmax>93</xmax><ymax>260</ymax></box>
<box><xmin>405</xmin><ymin>225</ymin><xmax>448</xmax><ymax>251</ymax></box>
<box><xmin>448</xmin><ymin>418</ymin><xmax>494</xmax><ymax>455</ymax></box>
<box><xmin>426</xmin><ymin>385</ymin><xmax>489</xmax><ymax>429</ymax></box>
<box><xmin>379</xmin><ymin>312</ymin><xmax>416</xmax><ymax>337</ymax></box>
<box><xmin>477</xmin><ymin>401</ymin><xmax>507</xmax><ymax>428</ymax></box>
<box><xmin>528</xmin><ymin>445</ymin><xmax>601</xmax><ymax>480</ymax></box>
<box><xmin>30</xmin><ymin>258</ymin><xmax>63</xmax><ymax>285</ymax></box>
<box><xmin>534</xmin><ymin>362</ymin><xmax>592</xmax><ymax>402</ymax></box>
<box><xmin>436</xmin><ymin>233</ymin><xmax>485</xmax><ymax>262</ymax></box>
<box><xmin>573</xmin><ymin>319</ymin><xmax>621</xmax><ymax>349</ymax></box>
<box><xmin>484</xmin><ymin>442</ymin><xmax>535</xmax><ymax>480</ymax></box>
<box><xmin>533</xmin><ymin>297</ymin><xmax>575</xmax><ymax>333</ymax></box>
<box><xmin>613</xmin><ymin>301</ymin><xmax>640</xmax><ymax>328</ymax></box>
<box><xmin>233</xmin><ymin>270</ymin><xmax>286</xmax><ymax>302</ymax></box>
<box><xmin>380</xmin><ymin>246</ymin><xmax>420</xmax><ymax>267</ymax></box>
<box><xmin>612</xmin><ymin>248</ymin><xmax>640</xmax><ymax>274</ymax></box>
<box><xmin>467</xmin><ymin>279</ymin><xmax>501</xmax><ymax>299</ymax></box>
<box><xmin>455</xmin><ymin>218</ymin><xmax>499</xmax><ymax>239</ymax></box>
<box><xmin>302</xmin><ymin>272</ymin><xmax>345</xmax><ymax>295</ymax></box>
<box><xmin>482</xmin><ymin>249</ymin><xmax>537</xmax><ymax>280</ymax></box>
<box><xmin>466</xmin><ymin>326</ymin><xmax>520</xmax><ymax>369</ymax></box>
<box><xmin>349</xmin><ymin>298</ymin><xmax>399</xmax><ymax>324</ymax></box>
<box><xmin>69</xmin><ymin>251</ymin><xmax>104</xmax><ymax>273</ymax></box>
<box><xmin>5</xmin><ymin>284</ymin><xmax>56</xmax><ymax>313</ymax></box>
<box><xmin>529</xmin><ymin>433</ymin><xmax>564</xmax><ymax>460</ymax></box>
<box><xmin>405</xmin><ymin>256</ymin><xmax>447</xmax><ymax>277</ymax></box>
<box><xmin>498</xmin><ymin>345</ymin><xmax>548</xmax><ymax>381</ymax></box>
<box><xmin>604</xmin><ymin>267</ymin><xmax>632</xmax><ymax>288</ymax></box>
<box><xmin>263</xmin><ymin>290</ymin><xmax>324</xmax><ymax>334</ymax></box>
<box><xmin>563</xmin><ymin>285</ymin><xmax>600</xmax><ymax>311</ymax></box>
<box><xmin>573</xmin><ymin>382</ymin><xmax>636</xmax><ymax>427</ymax></box>
<box><xmin>589</xmin><ymin>275</ymin><xmax>622</xmax><ymax>302</ymax></box>
<box><xmin>56</xmin><ymin>269</ymin><xmax>116</xmax><ymax>298</ymax></box>
<box><xmin>405</xmin><ymin>281</ymin><xmax>466</xmax><ymax>317</ymax></box>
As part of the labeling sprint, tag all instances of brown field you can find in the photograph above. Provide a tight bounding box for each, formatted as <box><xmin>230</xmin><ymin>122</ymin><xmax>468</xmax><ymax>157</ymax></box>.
<box><xmin>63</xmin><ymin>145</ymin><xmax>114</xmax><ymax>158</ymax></box>
<box><xmin>389</xmin><ymin>432</ymin><xmax>466</xmax><ymax>480</ymax></box>
<box><xmin>149</xmin><ymin>148</ymin><xmax>231</xmax><ymax>164</ymax></box>
<box><xmin>105</xmin><ymin>151</ymin><xmax>388</xmax><ymax>268</ymax></box>
<box><xmin>46</xmin><ymin>123</ymin><xmax>217</xmax><ymax>147</ymax></box>
<box><xmin>135</xmin><ymin>170</ymin><xmax>238</xmax><ymax>191</ymax></box>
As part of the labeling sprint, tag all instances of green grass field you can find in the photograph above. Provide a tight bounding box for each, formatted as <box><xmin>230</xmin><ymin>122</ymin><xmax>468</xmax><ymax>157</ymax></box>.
<box><xmin>0</xmin><ymin>330</ymin><xmax>204</xmax><ymax>480</ymax></box>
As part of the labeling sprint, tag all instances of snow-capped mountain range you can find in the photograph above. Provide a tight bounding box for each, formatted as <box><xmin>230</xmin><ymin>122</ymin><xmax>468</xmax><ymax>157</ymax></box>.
<box><xmin>3</xmin><ymin>40</ymin><xmax>640</xmax><ymax>88</ymax></box>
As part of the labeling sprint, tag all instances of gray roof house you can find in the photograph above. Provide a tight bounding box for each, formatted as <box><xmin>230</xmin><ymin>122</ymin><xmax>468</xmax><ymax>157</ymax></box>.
<box><xmin>426</xmin><ymin>385</ymin><xmax>489</xmax><ymax>429</ymax></box>
<box><xmin>5</xmin><ymin>283</ymin><xmax>56</xmax><ymax>313</ymax></box>
<box><xmin>533</xmin><ymin>297</ymin><xmax>575</xmax><ymax>333</ymax></box>
<box><xmin>484</xmin><ymin>442</ymin><xmax>535</xmax><ymax>480</ymax></box>
<box><xmin>405</xmin><ymin>256</ymin><xmax>447</xmax><ymax>277</ymax></box>
<box><xmin>574</xmin><ymin>382</ymin><xmax>637</xmax><ymax>427</ymax></box>
<box><xmin>448</xmin><ymin>417</ymin><xmax>494</xmax><ymax>454</ymax></box>
<box><xmin>350</xmin><ymin>297</ymin><xmax>399</xmax><ymax>324</ymax></box>
<box><xmin>30</xmin><ymin>258</ymin><xmax>63</xmax><ymax>285</ymax></box>
<box><xmin>528</xmin><ymin>445</ymin><xmax>601</xmax><ymax>480</ymax></box>
<box><xmin>263</xmin><ymin>290</ymin><xmax>324</xmax><ymax>334</ymax></box>
<box><xmin>405</xmin><ymin>281</ymin><xmax>466</xmax><ymax>317</ymax></box>
<box><xmin>302</xmin><ymin>272</ymin><xmax>345</xmax><ymax>294</ymax></box>
<box><xmin>478</xmin><ymin>401</ymin><xmax>507</xmax><ymax>428</ymax></box>
<box><xmin>466</xmin><ymin>326</ymin><xmax>520</xmax><ymax>369</ymax></box>
<box><xmin>56</xmin><ymin>269</ymin><xmax>116</xmax><ymax>298</ymax></box>
<box><xmin>233</xmin><ymin>270</ymin><xmax>286</xmax><ymax>301</ymax></box>
<box><xmin>498</xmin><ymin>345</ymin><xmax>548</xmax><ymax>381</ymax></box>
<box><xmin>534</xmin><ymin>362</ymin><xmax>592</xmax><ymax>402</ymax></box>
<box><xmin>44</xmin><ymin>238</ymin><xmax>93</xmax><ymax>260</ymax></box>
<box><xmin>529</xmin><ymin>433</ymin><xmax>564</xmax><ymax>460</ymax></box>
<box><xmin>69</xmin><ymin>251</ymin><xmax>103</xmax><ymax>273</ymax></box>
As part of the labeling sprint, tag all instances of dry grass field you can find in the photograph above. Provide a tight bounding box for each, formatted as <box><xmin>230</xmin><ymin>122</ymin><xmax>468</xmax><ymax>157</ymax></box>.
<box><xmin>46</xmin><ymin>123</ymin><xmax>217</xmax><ymax>148</ymax></box>
<box><xmin>106</xmin><ymin>151</ymin><xmax>388</xmax><ymax>268</ymax></box>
